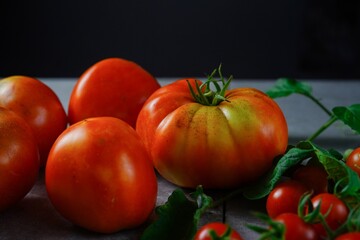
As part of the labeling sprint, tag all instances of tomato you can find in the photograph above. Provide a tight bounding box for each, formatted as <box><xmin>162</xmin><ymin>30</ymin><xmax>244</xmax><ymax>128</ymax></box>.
<box><xmin>0</xmin><ymin>75</ymin><xmax>67</xmax><ymax>166</ymax></box>
<box><xmin>266</xmin><ymin>179</ymin><xmax>310</xmax><ymax>218</ymax></box>
<box><xmin>292</xmin><ymin>165</ymin><xmax>328</xmax><ymax>195</ymax></box>
<box><xmin>0</xmin><ymin>107</ymin><xmax>39</xmax><ymax>211</ymax></box>
<box><xmin>45</xmin><ymin>117</ymin><xmax>157</xmax><ymax>233</ymax></box>
<box><xmin>335</xmin><ymin>232</ymin><xmax>360</xmax><ymax>240</ymax></box>
<box><xmin>194</xmin><ymin>222</ymin><xmax>243</xmax><ymax>240</ymax></box>
<box><xmin>310</xmin><ymin>193</ymin><xmax>349</xmax><ymax>238</ymax></box>
<box><xmin>136</xmin><ymin>78</ymin><xmax>288</xmax><ymax>188</ymax></box>
<box><xmin>274</xmin><ymin>213</ymin><xmax>319</xmax><ymax>240</ymax></box>
<box><xmin>346</xmin><ymin>147</ymin><xmax>360</xmax><ymax>176</ymax></box>
<box><xmin>68</xmin><ymin>58</ymin><xmax>160</xmax><ymax>128</ymax></box>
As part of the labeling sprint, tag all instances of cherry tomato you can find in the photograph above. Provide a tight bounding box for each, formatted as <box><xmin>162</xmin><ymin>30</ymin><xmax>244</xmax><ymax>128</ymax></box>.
<box><xmin>335</xmin><ymin>232</ymin><xmax>360</xmax><ymax>240</ymax></box>
<box><xmin>346</xmin><ymin>147</ymin><xmax>360</xmax><ymax>176</ymax></box>
<box><xmin>45</xmin><ymin>117</ymin><xmax>157</xmax><ymax>233</ymax></box>
<box><xmin>194</xmin><ymin>222</ymin><xmax>243</xmax><ymax>240</ymax></box>
<box><xmin>0</xmin><ymin>75</ymin><xmax>67</xmax><ymax>166</ymax></box>
<box><xmin>0</xmin><ymin>107</ymin><xmax>40</xmax><ymax>211</ymax></box>
<box><xmin>68</xmin><ymin>58</ymin><xmax>160</xmax><ymax>128</ymax></box>
<box><xmin>292</xmin><ymin>165</ymin><xmax>328</xmax><ymax>195</ymax></box>
<box><xmin>310</xmin><ymin>193</ymin><xmax>349</xmax><ymax>238</ymax></box>
<box><xmin>274</xmin><ymin>213</ymin><xmax>319</xmax><ymax>240</ymax></box>
<box><xmin>266</xmin><ymin>179</ymin><xmax>310</xmax><ymax>218</ymax></box>
<box><xmin>136</xmin><ymin>78</ymin><xmax>288</xmax><ymax>188</ymax></box>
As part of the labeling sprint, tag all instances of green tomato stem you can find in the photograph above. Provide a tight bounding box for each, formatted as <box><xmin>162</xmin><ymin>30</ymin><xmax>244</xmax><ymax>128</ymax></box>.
<box><xmin>305</xmin><ymin>93</ymin><xmax>333</xmax><ymax>117</ymax></box>
<box><xmin>306</xmin><ymin>115</ymin><xmax>338</xmax><ymax>142</ymax></box>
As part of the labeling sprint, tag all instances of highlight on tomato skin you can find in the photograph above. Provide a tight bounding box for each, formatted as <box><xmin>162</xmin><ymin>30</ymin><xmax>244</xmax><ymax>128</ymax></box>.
<box><xmin>68</xmin><ymin>57</ymin><xmax>161</xmax><ymax>128</ymax></box>
<box><xmin>136</xmin><ymin>71</ymin><xmax>288</xmax><ymax>189</ymax></box>
<box><xmin>194</xmin><ymin>222</ymin><xmax>244</xmax><ymax>240</ymax></box>
<box><xmin>45</xmin><ymin>117</ymin><xmax>158</xmax><ymax>234</ymax></box>
<box><xmin>346</xmin><ymin>147</ymin><xmax>360</xmax><ymax>176</ymax></box>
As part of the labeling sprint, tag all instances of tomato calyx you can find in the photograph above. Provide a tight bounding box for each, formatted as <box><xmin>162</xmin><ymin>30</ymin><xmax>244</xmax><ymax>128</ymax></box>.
<box><xmin>187</xmin><ymin>65</ymin><xmax>232</xmax><ymax>106</ymax></box>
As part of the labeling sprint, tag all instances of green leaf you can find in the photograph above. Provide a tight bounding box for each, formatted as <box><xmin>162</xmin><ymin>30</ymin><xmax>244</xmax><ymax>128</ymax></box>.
<box><xmin>332</xmin><ymin>104</ymin><xmax>360</xmax><ymax>134</ymax></box>
<box><xmin>242</xmin><ymin>146</ymin><xmax>314</xmax><ymax>199</ymax></box>
<box><xmin>266</xmin><ymin>78</ymin><xmax>312</xmax><ymax>99</ymax></box>
<box><xmin>140</xmin><ymin>186</ymin><xmax>213</xmax><ymax>240</ymax></box>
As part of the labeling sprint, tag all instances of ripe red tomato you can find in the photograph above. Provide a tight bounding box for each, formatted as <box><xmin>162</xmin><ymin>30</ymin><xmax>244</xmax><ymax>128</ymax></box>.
<box><xmin>292</xmin><ymin>165</ymin><xmax>328</xmax><ymax>195</ymax></box>
<box><xmin>335</xmin><ymin>232</ymin><xmax>360</xmax><ymax>240</ymax></box>
<box><xmin>68</xmin><ymin>58</ymin><xmax>160</xmax><ymax>128</ymax></box>
<box><xmin>274</xmin><ymin>213</ymin><xmax>319</xmax><ymax>240</ymax></box>
<box><xmin>45</xmin><ymin>117</ymin><xmax>157</xmax><ymax>233</ymax></box>
<box><xmin>346</xmin><ymin>147</ymin><xmax>360</xmax><ymax>176</ymax></box>
<box><xmin>0</xmin><ymin>75</ymin><xmax>67</xmax><ymax>166</ymax></box>
<box><xmin>194</xmin><ymin>222</ymin><xmax>243</xmax><ymax>240</ymax></box>
<box><xmin>0</xmin><ymin>107</ymin><xmax>40</xmax><ymax>211</ymax></box>
<box><xmin>136</xmin><ymin>78</ymin><xmax>288</xmax><ymax>188</ymax></box>
<box><xmin>266</xmin><ymin>179</ymin><xmax>310</xmax><ymax>218</ymax></box>
<box><xmin>310</xmin><ymin>193</ymin><xmax>349</xmax><ymax>238</ymax></box>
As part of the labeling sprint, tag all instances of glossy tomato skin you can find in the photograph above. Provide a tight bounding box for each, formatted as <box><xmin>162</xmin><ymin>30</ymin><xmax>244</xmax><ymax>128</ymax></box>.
<box><xmin>275</xmin><ymin>213</ymin><xmax>319</xmax><ymax>240</ymax></box>
<box><xmin>346</xmin><ymin>147</ymin><xmax>360</xmax><ymax>176</ymax></box>
<box><xmin>335</xmin><ymin>232</ymin><xmax>360</xmax><ymax>240</ymax></box>
<box><xmin>266</xmin><ymin>179</ymin><xmax>310</xmax><ymax>218</ymax></box>
<box><xmin>45</xmin><ymin>117</ymin><xmax>157</xmax><ymax>233</ymax></box>
<box><xmin>136</xmin><ymin>79</ymin><xmax>288</xmax><ymax>188</ymax></box>
<box><xmin>68</xmin><ymin>58</ymin><xmax>160</xmax><ymax>128</ymax></box>
<box><xmin>0</xmin><ymin>107</ymin><xmax>40</xmax><ymax>211</ymax></box>
<box><xmin>0</xmin><ymin>76</ymin><xmax>67</xmax><ymax>166</ymax></box>
<box><xmin>194</xmin><ymin>222</ymin><xmax>243</xmax><ymax>240</ymax></box>
<box><xmin>311</xmin><ymin>193</ymin><xmax>349</xmax><ymax>238</ymax></box>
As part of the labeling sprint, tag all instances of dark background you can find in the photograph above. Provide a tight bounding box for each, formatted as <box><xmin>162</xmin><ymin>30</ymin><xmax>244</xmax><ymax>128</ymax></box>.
<box><xmin>1</xmin><ymin>0</ymin><xmax>359</xmax><ymax>79</ymax></box>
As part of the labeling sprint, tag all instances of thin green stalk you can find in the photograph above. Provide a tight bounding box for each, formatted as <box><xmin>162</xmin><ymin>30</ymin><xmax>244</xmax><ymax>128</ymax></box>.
<box><xmin>306</xmin><ymin>115</ymin><xmax>338</xmax><ymax>141</ymax></box>
<box><xmin>304</xmin><ymin>93</ymin><xmax>333</xmax><ymax>116</ymax></box>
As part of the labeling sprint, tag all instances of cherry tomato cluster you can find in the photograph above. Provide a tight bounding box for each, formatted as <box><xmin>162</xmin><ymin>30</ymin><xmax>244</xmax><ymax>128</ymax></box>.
<box><xmin>0</xmin><ymin>58</ymin><xmax>160</xmax><ymax>233</ymax></box>
<box><xmin>258</xmin><ymin>162</ymin><xmax>360</xmax><ymax>240</ymax></box>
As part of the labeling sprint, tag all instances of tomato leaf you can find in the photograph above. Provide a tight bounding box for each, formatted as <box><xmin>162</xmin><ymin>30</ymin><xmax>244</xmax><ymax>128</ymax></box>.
<box><xmin>332</xmin><ymin>104</ymin><xmax>360</xmax><ymax>134</ymax></box>
<box><xmin>243</xmin><ymin>146</ymin><xmax>314</xmax><ymax>200</ymax></box>
<box><xmin>140</xmin><ymin>186</ymin><xmax>213</xmax><ymax>240</ymax></box>
<box><xmin>265</xmin><ymin>78</ymin><xmax>312</xmax><ymax>99</ymax></box>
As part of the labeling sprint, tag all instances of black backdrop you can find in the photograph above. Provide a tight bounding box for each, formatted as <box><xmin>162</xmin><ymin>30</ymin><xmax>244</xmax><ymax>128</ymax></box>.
<box><xmin>1</xmin><ymin>0</ymin><xmax>359</xmax><ymax>79</ymax></box>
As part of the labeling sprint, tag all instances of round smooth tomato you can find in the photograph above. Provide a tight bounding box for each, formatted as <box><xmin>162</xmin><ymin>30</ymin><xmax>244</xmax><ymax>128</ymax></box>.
<box><xmin>45</xmin><ymin>117</ymin><xmax>157</xmax><ymax>233</ymax></box>
<box><xmin>346</xmin><ymin>147</ymin><xmax>360</xmax><ymax>176</ymax></box>
<box><xmin>292</xmin><ymin>165</ymin><xmax>328</xmax><ymax>195</ymax></box>
<box><xmin>335</xmin><ymin>232</ymin><xmax>360</xmax><ymax>240</ymax></box>
<box><xmin>0</xmin><ymin>75</ymin><xmax>67</xmax><ymax>166</ymax></box>
<box><xmin>310</xmin><ymin>193</ymin><xmax>349</xmax><ymax>238</ymax></box>
<box><xmin>68</xmin><ymin>57</ymin><xmax>160</xmax><ymax>128</ymax></box>
<box><xmin>0</xmin><ymin>107</ymin><xmax>40</xmax><ymax>211</ymax></box>
<box><xmin>136</xmin><ymin>78</ymin><xmax>288</xmax><ymax>188</ymax></box>
<box><xmin>266</xmin><ymin>179</ymin><xmax>310</xmax><ymax>218</ymax></box>
<box><xmin>274</xmin><ymin>213</ymin><xmax>319</xmax><ymax>240</ymax></box>
<box><xmin>194</xmin><ymin>222</ymin><xmax>243</xmax><ymax>240</ymax></box>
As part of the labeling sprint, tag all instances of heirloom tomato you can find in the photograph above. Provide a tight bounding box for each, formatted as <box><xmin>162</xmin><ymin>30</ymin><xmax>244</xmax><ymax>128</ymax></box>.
<box><xmin>0</xmin><ymin>75</ymin><xmax>67</xmax><ymax>166</ymax></box>
<box><xmin>68</xmin><ymin>57</ymin><xmax>160</xmax><ymax>128</ymax></box>
<box><xmin>194</xmin><ymin>222</ymin><xmax>243</xmax><ymax>240</ymax></box>
<box><xmin>45</xmin><ymin>117</ymin><xmax>157</xmax><ymax>233</ymax></box>
<box><xmin>0</xmin><ymin>107</ymin><xmax>39</xmax><ymax>211</ymax></box>
<box><xmin>136</xmin><ymin>72</ymin><xmax>288</xmax><ymax>188</ymax></box>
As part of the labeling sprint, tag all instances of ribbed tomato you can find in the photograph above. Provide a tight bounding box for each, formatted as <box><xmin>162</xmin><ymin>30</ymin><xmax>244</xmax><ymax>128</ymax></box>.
<box><xmin>136</xmin><ymin>73</ymin><xmax>288</xmax><ymax>188</ymax></box>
